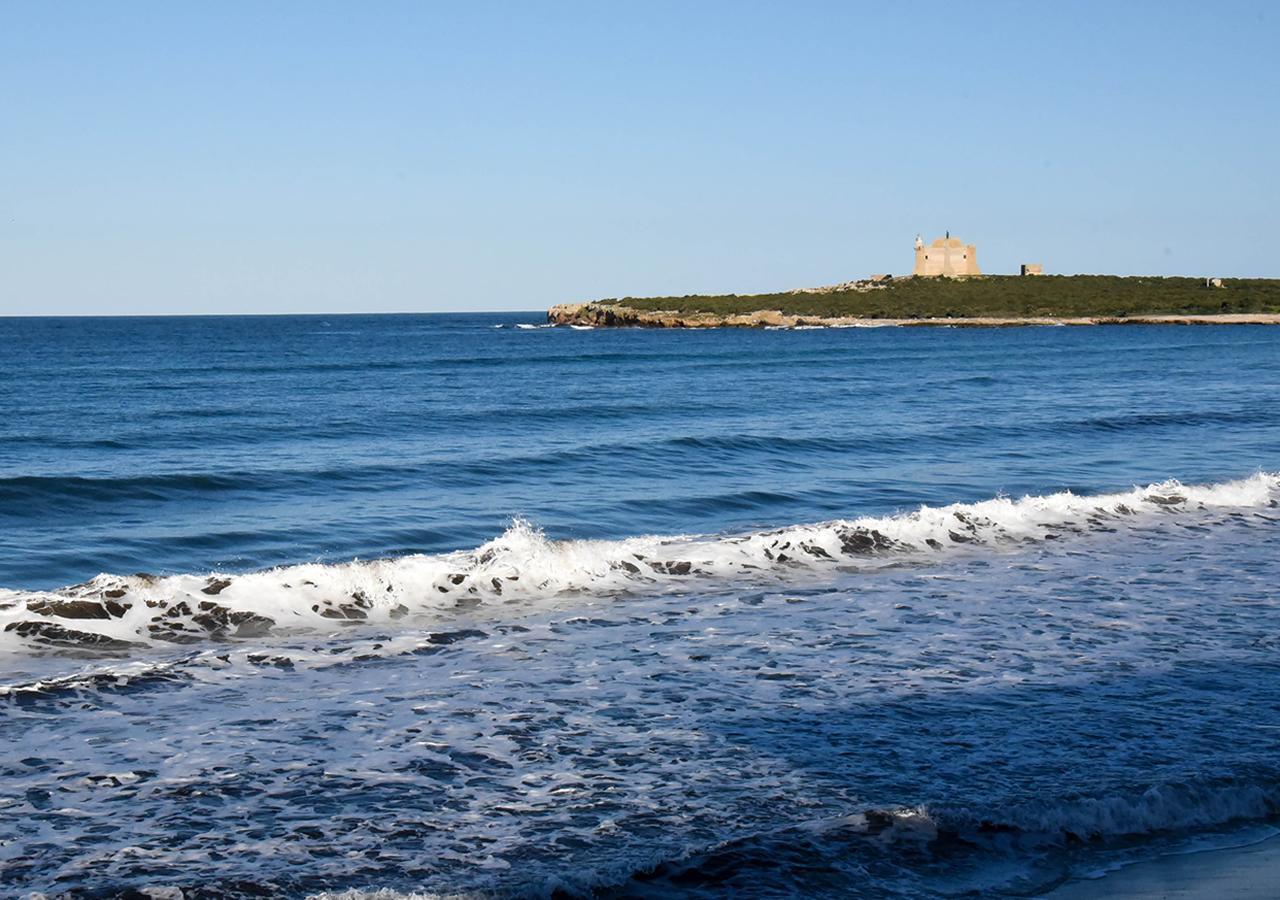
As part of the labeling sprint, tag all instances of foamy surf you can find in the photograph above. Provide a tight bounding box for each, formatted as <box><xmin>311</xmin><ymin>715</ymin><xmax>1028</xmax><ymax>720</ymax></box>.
<box><xmin>1</xmin><ymin>473</ymin><xmax>1275</xmax><ymax>655</ymax></box>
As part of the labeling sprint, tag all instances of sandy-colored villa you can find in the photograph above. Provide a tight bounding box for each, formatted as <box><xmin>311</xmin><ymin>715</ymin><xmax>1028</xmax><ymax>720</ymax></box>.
<box><xmin>913</xmin><ymin>233</ymin><xmax>980</xmax><ymax>277</ymax></box>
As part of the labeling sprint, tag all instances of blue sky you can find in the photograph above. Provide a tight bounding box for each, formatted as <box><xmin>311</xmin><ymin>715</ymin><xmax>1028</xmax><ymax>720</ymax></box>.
<box><xmin>2</xmin><ymin>1</ymin><xmax>1277</xmax><ymax>315</ymax></box>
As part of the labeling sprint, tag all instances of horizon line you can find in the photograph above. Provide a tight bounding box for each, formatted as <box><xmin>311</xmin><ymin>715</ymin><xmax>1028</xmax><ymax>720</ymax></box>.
<box><xmin>0</xmin><ymin>308</ymin><xmax>549</xmax><ymax>319</ymax></box>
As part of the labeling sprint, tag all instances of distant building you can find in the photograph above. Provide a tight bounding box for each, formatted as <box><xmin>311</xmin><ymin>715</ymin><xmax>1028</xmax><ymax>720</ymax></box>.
<box><xmin>913</xmin><ymin>233</ymin><xmax>980</xmax><ymax>277</ymax></box>
<box><xmin>1021</xmin><ymin>263</ymin><xmax>1043</xmax><ymax>276</ymax></box>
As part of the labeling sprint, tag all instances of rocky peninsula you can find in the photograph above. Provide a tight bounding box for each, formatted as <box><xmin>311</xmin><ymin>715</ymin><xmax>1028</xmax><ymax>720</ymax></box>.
<box><xmin>548</xmin><ymin>275</ymin><xmax>1280</xmax><ymax>328</ymax></box>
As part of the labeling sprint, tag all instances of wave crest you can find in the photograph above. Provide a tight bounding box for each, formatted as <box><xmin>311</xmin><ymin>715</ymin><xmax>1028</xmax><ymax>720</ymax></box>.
<box><xmin>2</xmin><ymin>473</ymin><xmax>1275</xmax><ymax>655</ymax></box>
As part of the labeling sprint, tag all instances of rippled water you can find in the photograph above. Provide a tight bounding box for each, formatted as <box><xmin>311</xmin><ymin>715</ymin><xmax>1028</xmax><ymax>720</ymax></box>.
<box><xmin>1</xmin><ymin>314</ymin><xmax>1278</xmax><ymax>897</ymax></box>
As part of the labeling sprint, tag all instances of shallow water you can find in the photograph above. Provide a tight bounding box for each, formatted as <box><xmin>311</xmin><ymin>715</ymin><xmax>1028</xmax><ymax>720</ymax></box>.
<box><xmin>1</xmin><ymin>314</ymin><xmax>1278</xmax><ymax>897</ymax></box>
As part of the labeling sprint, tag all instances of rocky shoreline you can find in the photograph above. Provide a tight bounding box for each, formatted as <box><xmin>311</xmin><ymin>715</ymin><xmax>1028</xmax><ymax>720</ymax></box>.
<box><xmin>547</xmin><ymin>302</ymin><xmax>1280</xmax><ymax>329</ymax></box>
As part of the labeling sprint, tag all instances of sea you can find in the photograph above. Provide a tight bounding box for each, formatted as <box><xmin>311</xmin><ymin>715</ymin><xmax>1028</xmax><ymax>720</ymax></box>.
<box><xmin>1</xmin><ymin>313</ymin><xmax>1278</xmax><ymax>898</ymax></box>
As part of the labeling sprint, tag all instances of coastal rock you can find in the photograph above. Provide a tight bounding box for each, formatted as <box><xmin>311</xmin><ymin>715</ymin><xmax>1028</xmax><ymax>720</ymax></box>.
<box><xmin>313</xmin><ymin>603</ymin><xmax>367</xmax><ymax>620</ymax></box>
<box><xmin>5</xmin><ymin>620</ymin><xmax>143</xmax><ymax>653</ymax></box>
<box><xmin>546</xmin><ymin>301</ymin><xmax>1280</xmax><ymax>330</ymax></box>
<box><xmin>835</xmin><ymin>528</ymin><xmax>898</xmax><ymax>555</ymax></box>
<box><xmin>547</xmin><ymin>302</ymin><xmax>801</xmax><ymax>330</ymax></box>
<box><xmin>191</xmin><ymin>601</ymin><xmax>275</xmax><ymax>638</ymax></box>
<box><xmin>647</xmin><ymin>560</ymin><xmax>693</xmax><ymax>575</ymax></box>
<box><xmin>27</xmin><ymin>598</ymin><xmax>131</xmax><ymax>619</ymax></box>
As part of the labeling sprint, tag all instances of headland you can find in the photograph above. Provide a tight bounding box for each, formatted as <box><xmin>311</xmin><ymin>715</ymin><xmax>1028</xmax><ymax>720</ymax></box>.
<box><xmin>548</xmin><ymin>275</ymin><xmax>1280</xmax><ymax>329</ymax></box>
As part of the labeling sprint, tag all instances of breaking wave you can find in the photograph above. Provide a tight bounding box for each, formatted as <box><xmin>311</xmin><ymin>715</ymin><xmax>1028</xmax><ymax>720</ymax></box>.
<box><xmin>597</xmin><ymin>781</ymin><xmax>1280</xmax><ymax>898</ymax></box>
<box><xmin>2</xmin><ymin>473</ymin><xmax>1276</xmax><ymax>656</ymax></box>
<box><xmin>300</xmin><ymin>780</ymin><xmax>1280</xmax><ymax>899</ymax></box>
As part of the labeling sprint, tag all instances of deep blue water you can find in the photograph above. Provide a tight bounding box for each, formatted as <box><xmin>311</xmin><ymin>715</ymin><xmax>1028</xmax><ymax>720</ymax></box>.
<box><xmin>0</xmin><ymin>314</ymin><xmax>1278</xmax><ymax>897</ymax></box>
<box><xmin>1</xmin><ymin>314</ymin><xmax>1275</xmax><ymax>589</ymax></box>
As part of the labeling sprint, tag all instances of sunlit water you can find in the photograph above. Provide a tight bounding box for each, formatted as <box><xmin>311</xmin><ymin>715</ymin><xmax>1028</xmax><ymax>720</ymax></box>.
<box><xmin>1</xmin><ymin>315</ymin><xmax>1277</xmax><ymax>897</ymax></box>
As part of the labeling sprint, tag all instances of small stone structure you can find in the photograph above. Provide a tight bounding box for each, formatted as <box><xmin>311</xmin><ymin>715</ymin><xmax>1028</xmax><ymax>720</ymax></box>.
<box><xmin>1021</xmin><ymin>263</ymin><xmax>1044</xmax><ymax>276</ymax></box>
<box><xmin>913</xmin><ymin>233</ymin><xmax>980</xmax><ymax>277</ymax></box>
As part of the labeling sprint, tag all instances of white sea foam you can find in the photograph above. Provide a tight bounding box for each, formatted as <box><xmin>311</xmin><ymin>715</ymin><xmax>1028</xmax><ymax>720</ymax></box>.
<box><xmin>1</xmin><ymin>473</ymin><xmax>1275</xmax><ymax>654</ymax></box>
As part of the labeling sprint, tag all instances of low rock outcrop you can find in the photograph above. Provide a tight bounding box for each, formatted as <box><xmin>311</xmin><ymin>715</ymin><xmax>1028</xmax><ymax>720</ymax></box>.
<box><xmin>546</xmin><ymin>302</ymin><xmax>1280</xmax><ymax>330</ymax></box>
<box><xmin>549</xmin><ymin>302</ymin><xmax>802</xmax><ymax>329</ymax></box>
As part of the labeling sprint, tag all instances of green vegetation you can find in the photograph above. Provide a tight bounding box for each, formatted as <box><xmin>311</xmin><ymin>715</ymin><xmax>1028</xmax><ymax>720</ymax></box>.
<box><xmin>600</xmin><ymin>276</ymin><xmax>1280</xmax><ymax>319</ymax></box>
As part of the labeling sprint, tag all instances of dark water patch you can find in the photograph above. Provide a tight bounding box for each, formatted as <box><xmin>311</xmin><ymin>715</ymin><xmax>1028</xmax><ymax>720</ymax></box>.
<box><xmin>616</xmin><ymin>488</ymin><xmax>808</xmax><ymax>516</ymax></box>
<box><xmin>1075</xmin><ymin>407</ymin><xmax>1278</xmax><ymax>433</ymax></box>
<box><xmin>14</xmin><ymin>403</ymin><xmax>1271</xmax><ymax>516</ymax></box>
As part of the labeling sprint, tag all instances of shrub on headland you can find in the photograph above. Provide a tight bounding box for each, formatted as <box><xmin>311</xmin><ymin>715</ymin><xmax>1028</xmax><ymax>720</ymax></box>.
<box><xmin>600</xmin><ymin>276</ymin><xmax>1280</xmax><ymax>320</ymax></box>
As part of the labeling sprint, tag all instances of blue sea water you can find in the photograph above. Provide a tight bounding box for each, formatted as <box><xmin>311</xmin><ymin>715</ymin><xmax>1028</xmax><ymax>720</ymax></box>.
<box><xmin>0</xmin><ymin>313</ymin><xmax>1278</xmax><ymax>897</ymax></box>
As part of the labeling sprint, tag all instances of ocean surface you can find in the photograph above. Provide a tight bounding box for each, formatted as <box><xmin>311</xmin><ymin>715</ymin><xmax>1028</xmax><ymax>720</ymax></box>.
<box><xmin>1</xmin><ymin>313</ymin><xmax>1278</xmax><ymax>898</ymax></box>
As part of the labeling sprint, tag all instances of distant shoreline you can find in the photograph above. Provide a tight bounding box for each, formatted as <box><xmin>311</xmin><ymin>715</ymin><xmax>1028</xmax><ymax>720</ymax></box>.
<box><xmin>548</xmin><ymin>275</ymin><xmax>1280</xmax><ymax>328</ymax></box>
<box><xmin>549</xmin><ymin>302</ymin><xmax>1280</xmax><ymax>330</ymax></box>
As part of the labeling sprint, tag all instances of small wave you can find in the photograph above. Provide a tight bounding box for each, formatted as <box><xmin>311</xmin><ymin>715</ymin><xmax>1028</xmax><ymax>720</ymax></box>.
<box><xmin>1077</xmin><ymin>407</ymin><xmax>1273</xmax><ymax>433</ymax></box>
<box><xmin>936</xmin><ymin>780</ymin><xmax>1280</xmax><ymax>841</ymax></box>
<box><xmin>294</xmin><ymin>781</ymin><xmax>1280</xmax><ymax>898</ymax></box>
<box><xmin>308</xmin><ymin>892</ymin><xmax>462</xmax><ymax>900</ymax></box>
<box><xmin>563</xmin><ymin>780</ymin><xmax>1280</xmax><ymax>897</ymax></box>
<box><xmin>1</xmin><ymin>473</ymin><xmax>1275</xmax><ymax>655</ymax></box>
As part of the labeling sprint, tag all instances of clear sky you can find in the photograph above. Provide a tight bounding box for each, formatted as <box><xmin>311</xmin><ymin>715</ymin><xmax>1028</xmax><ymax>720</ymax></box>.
<box><xmin>2</xmin><ymin>1</ymin><xmax>1278</xmax><ymax>315</ymax></box>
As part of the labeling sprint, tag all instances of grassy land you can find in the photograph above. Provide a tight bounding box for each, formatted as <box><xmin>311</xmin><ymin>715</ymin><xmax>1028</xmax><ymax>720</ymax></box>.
<box><xmin>599</xmin><ymin>276</ymin><xmax>1280</xmax><ymax>319</ymax></box>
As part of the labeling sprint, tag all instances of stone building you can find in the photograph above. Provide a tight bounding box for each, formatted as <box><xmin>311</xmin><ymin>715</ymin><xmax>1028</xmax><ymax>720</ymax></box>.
<box><xmin>913</xmin><ymin>233</ymin><xmax>980</xmax><ymax>277</ymax></box>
